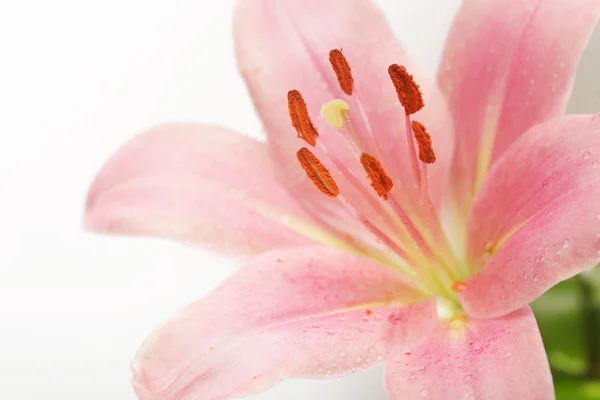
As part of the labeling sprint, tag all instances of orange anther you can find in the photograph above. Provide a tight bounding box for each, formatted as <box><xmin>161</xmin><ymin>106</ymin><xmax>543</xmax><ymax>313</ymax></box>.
<box><xmin>452</xmin><ymin>281</ymin><xmax>467</xmax><ymax>292</ymax></box>
<box><xmin>288</xmin><ymin>90</ymin><xmax>319</xmax><ymax>146</ymax></box>
<box><xmin>360</xmin><ymin>153</ymin><xmax>394</xmax><ymax>200</ymax></box>
<box><xmin>329</xmin><ymin>49</ymin><xmax>354</xmax><ymax>95</ymax></box>
<box><xmin>297</xmin><ymin>147</ymin><xmax>340</xmax><ymax>198</ymax></box>
<box><xmin>411</xmin><ymin>120</ymin><xmax>436</xmax><ymax>164</ymax></box>
<box><xmin>388</xmin><ymin>64</ymin><xmax>424</xmax><ymax>115</ymax></box>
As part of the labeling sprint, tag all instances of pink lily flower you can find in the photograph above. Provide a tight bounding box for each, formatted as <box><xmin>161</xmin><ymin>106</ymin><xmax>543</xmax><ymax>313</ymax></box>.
<box><xmin>85</xmin><ymin>0</ymin><xmax>600</xmax><ymax>399</ymax></box>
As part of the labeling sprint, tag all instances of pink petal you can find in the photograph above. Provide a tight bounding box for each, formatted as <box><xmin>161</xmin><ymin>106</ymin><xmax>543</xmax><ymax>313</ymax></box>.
<box><xmin>234</xmin><ymin>0</ymin><xmax>454</xmax><ymax>221</ymax></box>
<box><xmin>438</xmin><ymin>0</ymin><xmax>600</xmax><ymax>210</ymax></box>
<box><xmin>85</xmin><ymin>124</ymin><xmax>316</xmax><ymax>260</ymax></box>
<box><xmin>132</xmin><ymin>246</ymin><xmax>437</xmax><ymax>400</ymax></box>
<box><xmin>385</xmin><ymin>306</ymin><xmax>553</xmax><ymax>400</ymax></box>
<box><xmin>463</xmin><ymin>114</ymin><xmax>600</xmax><ymax>318</ymax></box>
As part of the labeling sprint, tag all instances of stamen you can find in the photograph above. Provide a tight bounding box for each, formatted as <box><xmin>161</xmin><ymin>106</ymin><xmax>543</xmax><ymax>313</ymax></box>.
<box><xmin>329</xmin><ymin>49</ymin><xmax>354</xmax><ymax>95</ymax></box>
<box><xmin>321</xmin><ymin>99</ymin><xmax>350</xmax><ymax>129</ymax></box>
<box><xmin>288</xmin><ymin>90</ymin><xmax>319</xmax><ymax>146</ymax></box>
<box><xmin>360</xmin><ymin>153</ymin><xmax>393</xmax><ymax>200</ymax></box>
<box><xmin>411</xmin><ymin>121</ymin><xmax>436</xmax><ymax>164</ymax></box>
<box><xmin>296</xmin><ymin>147</ymin><xmax>340</xmax><ymax>198</ymax></box>
<box><xmin>388</xmin><ymin>64</ymin><xmax>424</xmax><ymax>115</ymax></box>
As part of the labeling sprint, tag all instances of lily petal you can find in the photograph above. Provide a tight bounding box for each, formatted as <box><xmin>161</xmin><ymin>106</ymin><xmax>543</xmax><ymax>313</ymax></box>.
<box><xmin>234</xmin><ymin>0</ymin><xmax>454</xmax><ymax>222</ymax></box>
<box><xmin>385</xmin><ymin>307</ymin><xmax>553</xmax><ymax>400</ymax></box>
<box><xmin>132</xmin><ymin>246</ymin><xmax>437</xmax><ymax>400</ymax></box>
<box><xmin>85</xmin><ymin>124</ymin><xmax>318</xmax><ymax>260</ymax></box>
<box><xmin>463</xmin><ymin>114</ymin><xmax>600</xmax><ymax>318</ymax></box>
<box><xmin>438</xmin><ymin>0</ymin><xmax>600</xmax><ymax>211</ymax></box>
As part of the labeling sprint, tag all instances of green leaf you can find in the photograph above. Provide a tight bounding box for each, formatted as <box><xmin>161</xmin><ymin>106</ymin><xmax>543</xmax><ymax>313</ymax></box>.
<box><xmin>555</xmin><ymin>377</ymin><xmax>600</xmax><ymax>400</ymax></box>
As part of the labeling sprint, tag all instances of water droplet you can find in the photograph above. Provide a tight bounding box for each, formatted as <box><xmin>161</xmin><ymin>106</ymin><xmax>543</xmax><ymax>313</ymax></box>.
<box><xmin>463</xmin><ymin>375</ymin><xmax>473</xmax><ymax>384</ymax></box>
<box><xmin>340</xmin><ymin>330</ymin><xmax>353</xmax><ymax>340</ymax></box>
<box><xmin>505</xmin><ymin>351</ymin><xmax>512</xmax><ymax>358</ymax></box>
<box><xmin>533</xmin><ymin>274</ymin><xmax>539</xmax><ymax>282</ymax></box>
<box><xmin>593</xmin><ymin>160</ymin><xmax>599</xmax><ymax>168</ymax></box>
<box><xmin>332</xmin><ymin>362</ymin><xmax>337</xmax><ymax>367</ymax></box>
<box><xmin>583</xmin><ymin>151</ymin><xmax>592</xmax><ymax>160</ymax></box>
<box><xmin>421</xmin><ymin>389</ymin><xmax>430</xmax><ymax>397</ymax></box>
<box><xmin>563</xmin><ymin>239</ymin><xmax>570</xmax><ymax>249</ymax></box>
<box><xmin>373</xmin><ymin>312</ymin><xmax>383</xmax><ymax>321</ymax></box>
<box><xmin>376</xmin><ymin>355</ymin><xmax>384</xmax><ymax>361</ymax></box>
<box><xmin>338</xmin><ymin>351</ymin><xmax>346</xmax><ymax>357</ymax></box>
<box><xmin>388</xmin><ymin>311</ymin><xmax>403</xmax><ymax>325</ymax></box>
<box><xmin>317</xmin><ymin>365</ymin><xmax>324</xmax><ymax>372</ymax></box>
<box><xmin>369</xmin><ymin>347</ymin><xmax>376</xmax><ymax>353</ymax></box>
<box><xmin>542</xmin><ymin>180</ymin><xmax>548</xmax><ymax>188</ymax></box>
<box><xmin>325</xmin><ymin>329</ymin><xmax>336</xmax><ymax>336</ymax></box>
<box><xmin>355</xmin><ymin>357</ymin><xmax>362</xmax><ymax>364</ymax></box>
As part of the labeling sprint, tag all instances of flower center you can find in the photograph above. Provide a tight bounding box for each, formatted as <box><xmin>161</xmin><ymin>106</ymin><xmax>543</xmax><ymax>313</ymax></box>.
<box><xmin>288</xmin><ymin>49</ymin><xmax>468</xmax><ymax>303</ymax></box>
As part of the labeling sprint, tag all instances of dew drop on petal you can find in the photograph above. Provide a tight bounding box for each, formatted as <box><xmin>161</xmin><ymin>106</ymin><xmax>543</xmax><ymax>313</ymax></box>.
<box><xmin>338</xmin><ymin>351</ymin><xmax>346</xmax><ymax>357</ymax></box>
<box><xmin>563</xmin><ymin>239</ymin><xmax>570</xmax><ymax>249</ymax></box>
<box><xmin>421</xmin><ymin>389</ymin><xmax>429</xmax><ymax>397</ymax></box>
<box><xmin>583</xmin><ymin>151</ymin><xmax>592</xmax><ymax>160</ymax></box>
<box><xmin>533</xmin><ymin>274</ymin><xmax>539</xmax><ymax>282</ymax></box>
<box><xmin>542</xmin><ymin>180</ymin><xmax>548</xmax><ymax>188</ymax></box>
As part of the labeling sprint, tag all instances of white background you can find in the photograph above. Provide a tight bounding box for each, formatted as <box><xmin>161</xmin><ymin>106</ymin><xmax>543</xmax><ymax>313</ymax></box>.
<box><xmin>1</xmin><ymin>1</ymin><xmax>599</xmax><ymax>399</ymax></box>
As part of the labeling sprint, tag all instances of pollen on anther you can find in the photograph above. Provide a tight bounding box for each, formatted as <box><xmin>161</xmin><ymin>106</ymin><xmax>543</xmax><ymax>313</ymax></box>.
<box><xmin>297</xmin><ymin>147</ymin><xmax>340</xmax><ymax>198</ymax></box>
<box><xmin>411</xmin><ymin>120</ymin><xmax>436</xmax><ymax>164</ymax></box>
<box><xmin>288</xmin><ymin>90</ymin><xmax>319</xmax><ymax>146</ymax></box>
<box><xmin>329</xmin><ymin>49</ymin><xmax>354</xmax><ymax>95</ymax></box>
<box><xmin>360</xmin><ymin>153</ymin><xmax>394</xmax><ymax>200</ymax></box>
<box><xmin>452</xmin><ymin>281</ymin><xmax>467</xmax><ymax>292</ymax></box>
<box><xmin>388</xmin><ymin>64</ymin><xmax>424</xmax><ymax>115</ymax></box>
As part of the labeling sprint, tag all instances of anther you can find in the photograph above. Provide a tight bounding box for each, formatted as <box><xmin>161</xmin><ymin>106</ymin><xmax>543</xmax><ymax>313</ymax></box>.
<box><xmin>360</xmin><ymin>153</ymin><xmax>393</xmax><ymax>200</ymax></box>
<box><xmin>411</xmin><ymin>121</ymin><xmax>436</xmax><ymax>164</ymax></box>
<box><xmin>321</xmin><ymin>99</ymin><xmax>350</xmax><ymax>129</ymax></box>
<box><xmin>297</xmin><ymin>147</ymin><xmax>340</xmax><ymax>198</ymax></box>
<box><xmin>329</xmin><ymin>49</ymin><xmax>354</xmax><ymax>95</ymax></box>
<box><xmin>288</xmin><ymin>90</ymin><xmax>319</xmax><ymax>146</ymax></box>
<box><xmin>388</xmin><ymin>64</ymin><xmax>424</xmax><ymax>115</ymax></box>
